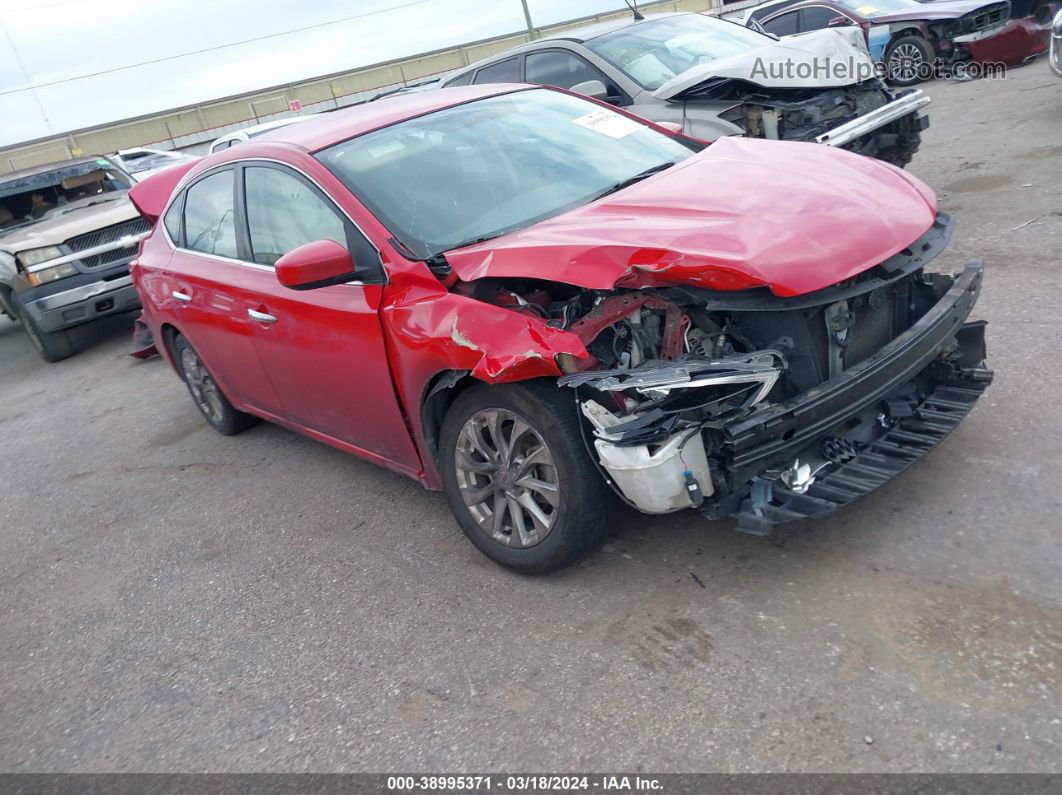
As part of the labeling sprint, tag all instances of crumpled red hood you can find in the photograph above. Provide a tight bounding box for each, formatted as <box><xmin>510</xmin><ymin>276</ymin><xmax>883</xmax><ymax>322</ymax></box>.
<box><xmin>444</xmin><ymin>137</ymin><xmax>937</xmax><ymax>298</ymax></box>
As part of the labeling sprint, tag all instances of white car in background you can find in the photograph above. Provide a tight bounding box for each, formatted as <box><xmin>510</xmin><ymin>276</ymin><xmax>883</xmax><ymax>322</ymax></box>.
<box><xmin>111</xmin><ymin>147</ymin><xmax>196</xmax><ymax>180</ymax></box>
<box><xmin>207</xmin><ymin>116</ymin><xmax>316</xmax><ymax>154</ymax></box>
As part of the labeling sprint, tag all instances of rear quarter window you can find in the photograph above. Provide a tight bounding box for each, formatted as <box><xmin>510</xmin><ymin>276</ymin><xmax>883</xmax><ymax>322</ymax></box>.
<box><xmin>473</xmin><ymin>57</ymin><xmax>521</xmax><ymax>84</ymax></box>
<box><xmin>163</xmin><ymin>194</ymin><xmax>183</xmax><ymax>244</ymax></box>
<box><xmin>445</xmin><ymin>71</ymin><xmax>474</xmax><ymax>87</ymax></box>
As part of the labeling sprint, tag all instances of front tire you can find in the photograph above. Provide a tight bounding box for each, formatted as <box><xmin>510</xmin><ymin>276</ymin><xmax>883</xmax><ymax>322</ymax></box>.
<box><xmin>172</xmin><ymin>334</ymin><xmax>258</xmax><ymax>435</ymax></box>
<box><xmin>439</xmin><ymin>380</ymin><xmax>613</xmax><ymax>574</ymax></box>
<box><xmin>13</xmin><ymin>301</ymin><xmax>74</xmax><ymax>363</ymax></box>
<box><xmin>885</xmin><ymin>35</ymin><xmax>935</xmax><ymax>87</ymax></box>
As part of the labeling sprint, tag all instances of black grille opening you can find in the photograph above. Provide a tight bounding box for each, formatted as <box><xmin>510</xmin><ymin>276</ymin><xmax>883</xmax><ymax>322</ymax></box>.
<box><xmin>971</xmin><ymin>5</ymin><xmax>1008</xmax><ymax>30</ymax></box>
<box><xmin>65</xmin><ymin>217</ymin><xmax>150</xmax><ymax>268</ymax></box>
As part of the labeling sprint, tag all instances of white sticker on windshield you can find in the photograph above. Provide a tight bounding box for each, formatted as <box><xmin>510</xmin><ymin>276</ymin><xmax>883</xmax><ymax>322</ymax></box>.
<box><xmin>571</xmin><ymin>109</ymin><xmax>643</xmax><ymax>139</ymax></box>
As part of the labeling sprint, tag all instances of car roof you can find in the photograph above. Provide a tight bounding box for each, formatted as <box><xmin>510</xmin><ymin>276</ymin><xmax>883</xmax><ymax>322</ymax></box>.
<box><xmin>241</xmin><ymin>116</ymin><xmax>315</xmax><ymax>135</ymax></box>
<box><xmin>443</xmin><ymin>13</ymin><xmax>695</xmax><ymax>84</ymax></box>
<box><xmin>1</xmin><ymin>155</ymin><xmax>116</xmax><ymax>183</ymax></box>
<box><xmin>256</xmin><ymin>83</ymin><xmax>533</xmax><ymax>152</ymax></box>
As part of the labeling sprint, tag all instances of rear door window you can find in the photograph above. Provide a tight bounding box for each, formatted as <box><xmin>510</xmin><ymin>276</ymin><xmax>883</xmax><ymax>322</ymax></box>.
<box><xmin>525</xmin><ymin>50</ymin><xmax>610</xmax><ymax>91</ymax></box>
<box><xmin>800</xmin><ymin>6</ymin><xmax>841</xmax><ymax>30</ymax></box>
<box><xmin>763</xmin><ymin>10</ymin><xmax>799</xmax><ymax>35</ymax></box>
<box><xmin>182</xmin><ymin>170</ymin><xmax>238</xmax><ymax>258</ymax></box>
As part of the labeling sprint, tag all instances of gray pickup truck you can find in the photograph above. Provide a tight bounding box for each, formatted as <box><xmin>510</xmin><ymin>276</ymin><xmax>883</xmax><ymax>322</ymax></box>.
<box><xmin>0</xmin><ymin>156</ymin><xmax>150</xmax><ymax>362</ymax></box>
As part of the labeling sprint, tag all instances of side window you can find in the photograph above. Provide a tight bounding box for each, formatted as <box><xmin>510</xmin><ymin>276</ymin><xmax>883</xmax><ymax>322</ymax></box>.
<box><xmin>525</xmin><ymin>50</ymin><xmax>612</xmax><ymax>92</ymax></box>
<box><xmin>163</xmin><ymin>194</ymin><xmax>183</xmax><ymax>244</ymax></box>
<box><xmin>473</xmin><ymin>57</ymin><xmax>521</xmax><ymax>84</ymax></box>
<box><xmin>445</xmin><ymin>71</ymin><xmax>474</xmax><ymax>87</ymax></box>
<box><xmin>763</xmin><ymin>11</ymin><xmax>799</xmax><ymax>36</ymax></box>
<box><xmin>243</xmin><ymin>166</ymin><xmax>347</xmax><ymax>266</ymax></box>
<box><xmin>751</xmin><ymin>0</ymin><xmax>798</xmax><ymax>20</ymax></box>
<box><xmin>800</xmin><ymin>6</ymin><xmax>841</xmax><ymax>31</ymax></box>
<box><xmin>183</xmin><ymin>170</ymin><xmax>238</xmax><ymax>258</ymax></box>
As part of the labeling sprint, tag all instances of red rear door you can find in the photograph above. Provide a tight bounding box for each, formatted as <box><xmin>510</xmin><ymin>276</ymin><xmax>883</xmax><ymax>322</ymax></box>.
<box><xmin>166</xmin><ymin>167</ymin><xmax>284</xmax><ymax>416</ymax></box>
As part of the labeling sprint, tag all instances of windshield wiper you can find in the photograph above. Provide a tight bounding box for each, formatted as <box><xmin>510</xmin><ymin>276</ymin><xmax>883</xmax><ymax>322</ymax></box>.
<box><xmin>592</xmin><ymin>161</ymin><xmax>678</xmax><ymax>201</ymax></box>
<box><xmin>421</xmin><ymin>233</ymin><xmax>508</xmax><ymax>276</ymax></box>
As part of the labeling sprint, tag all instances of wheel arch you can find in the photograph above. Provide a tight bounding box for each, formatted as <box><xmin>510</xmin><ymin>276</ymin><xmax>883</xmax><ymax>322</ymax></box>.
<box><xmin>158</xmin><ymin>322</ymin><xmax>183</xmax><ymax>373</ymax></box>
<box><xmin>889</xmin><ymin>26</ymin><xmax>933</xmax><ymax>48</ymax></box>
<box><xmin>419</xmin><ymin>368</ymin><xmax>478</xmax><ymax>470</ymax></box>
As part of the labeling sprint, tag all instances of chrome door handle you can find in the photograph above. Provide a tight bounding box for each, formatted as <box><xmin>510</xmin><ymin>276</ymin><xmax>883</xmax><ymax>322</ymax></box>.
<box><xmin>172</xmin><ymin>290</ymin><xmax>192</xmax><ymax>302</ymax></box>
<box><xmin>247</xmin><ymin>308</ymin><xmax>277</xmax><ymax>324</ymax></box>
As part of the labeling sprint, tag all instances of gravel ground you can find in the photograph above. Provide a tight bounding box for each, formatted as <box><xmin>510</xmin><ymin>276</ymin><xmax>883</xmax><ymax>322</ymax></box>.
<box><xmin>1</xmin><ymin>62</ymin><xmax>1060</xmax><ymax>773</ymax></box>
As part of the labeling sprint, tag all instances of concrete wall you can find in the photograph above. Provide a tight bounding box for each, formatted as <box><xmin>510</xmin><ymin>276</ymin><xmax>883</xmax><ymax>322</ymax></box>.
<box><xmin>0</xmin><ymin>0</ymin><xmax>751</xmax><ymax>172</ymax></box>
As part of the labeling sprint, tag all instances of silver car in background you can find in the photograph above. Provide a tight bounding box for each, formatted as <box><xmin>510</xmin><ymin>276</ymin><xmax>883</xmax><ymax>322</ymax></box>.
<box><xmin>440</xmin><ymin>12</ymin><xmax>930</xmax><ymax>167</ymax></box>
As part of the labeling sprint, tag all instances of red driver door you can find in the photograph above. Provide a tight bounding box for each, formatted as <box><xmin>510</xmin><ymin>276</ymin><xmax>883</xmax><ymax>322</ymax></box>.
<box><xmin>234</xmin><ymin>161</ymin><xmax>421</xmax><ymax>474</ymax></box>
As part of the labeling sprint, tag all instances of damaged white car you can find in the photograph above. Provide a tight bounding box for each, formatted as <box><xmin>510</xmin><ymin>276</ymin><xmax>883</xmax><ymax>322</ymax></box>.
<box><xmin>441</xmin><ymin>12</ymin><xmax>930</xmax><ymax>167</ymax></box>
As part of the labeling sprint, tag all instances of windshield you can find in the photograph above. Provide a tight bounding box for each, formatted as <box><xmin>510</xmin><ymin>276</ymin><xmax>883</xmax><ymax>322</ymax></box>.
<box><xmin>835</xmin><ymin>0</ymin><xmax>922</xmax><ymax>15</ymax></box>
<box><xmin>586</xmin><ymin>14</ymin><xmax>771</xmax><ymax>91</ymax></box>
<box><xmin>0</xmin><ymin>160</ymin><xmax>131</xmax><ymax>239</ymax></box>
<box><xmin>318</xmin><ymin>88</ymin><xmax>695</xmax><ymax>259</ymax></box>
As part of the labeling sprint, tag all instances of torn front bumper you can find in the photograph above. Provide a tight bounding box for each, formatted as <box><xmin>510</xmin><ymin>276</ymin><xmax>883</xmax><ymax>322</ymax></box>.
<box><xmin>721</xmin><ymin>261</ymin><xmax>990</xmax><ymax>532</ymax></box>
<box><xmin>815</xmin><ymin>89</ymin><xmax>931</xmax><ymax>148</ymax></box>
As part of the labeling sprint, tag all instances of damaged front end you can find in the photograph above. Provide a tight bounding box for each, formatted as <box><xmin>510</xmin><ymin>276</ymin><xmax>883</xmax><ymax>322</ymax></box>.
<box><xmin>700</xmin><ymin>79</ymin><xmax>929</xmax><ymax>167</ymax></box>
<box><xmin>506</xmin><ymin>213</ymin><xmax>993</xmax><ymax>533</ymax></box>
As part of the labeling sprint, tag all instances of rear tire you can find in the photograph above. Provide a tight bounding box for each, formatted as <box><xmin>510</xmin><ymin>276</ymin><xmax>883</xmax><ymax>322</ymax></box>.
<box><xmin>14</xmin><ymin>301</ymin><xmax>74</xmax><ymax>363</ymax></box>
<box><xmin>439</xmin><ymin>379</ymin><xmax>613</xmax><ymax>574</ymax></box>
<box><xmin>172</xmin><ymin>333</ymin><xmax>258</xmax><ymax>435</ymax></box>
<box><xmin>885</xmin><ymin>35</ymin><xmax>935</xmax><ymax>87</ymax></box>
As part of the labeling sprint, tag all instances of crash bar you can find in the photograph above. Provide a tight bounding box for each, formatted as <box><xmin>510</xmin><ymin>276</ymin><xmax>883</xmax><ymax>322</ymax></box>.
<box><xmin>26</xmin><ymin>231</ymin><xmax>151</xmax><ymax>273</ymax></box>
<box><xmin>815</xmin><ymin>89</ymin><xmax>931</xmax><ymax>149</ymax></box>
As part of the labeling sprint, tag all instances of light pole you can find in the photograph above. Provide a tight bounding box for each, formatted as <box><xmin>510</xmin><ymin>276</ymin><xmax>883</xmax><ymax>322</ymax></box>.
<box><xmin>520</xmin><ymin>0</ymin><xmax>538</xmax><ymax>39</ymax></box>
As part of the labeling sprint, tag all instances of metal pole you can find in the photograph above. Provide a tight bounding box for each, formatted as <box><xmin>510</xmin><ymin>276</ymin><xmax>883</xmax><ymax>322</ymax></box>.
<box><xmin>520</xmin><ymin>0</ymin><xmax>537</xmax><ymax>39</ymax></box>
<box><xmin>0</xmin><ymin>16</ymin><xmax>52</xmax><ymax>134</ymax></box>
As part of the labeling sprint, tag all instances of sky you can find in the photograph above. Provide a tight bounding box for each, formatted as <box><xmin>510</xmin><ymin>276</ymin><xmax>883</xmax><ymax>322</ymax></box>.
<box><xmin>0</xmin><ymin>0</ymin><xmax>633</xmax><ymax>147</ymax></box>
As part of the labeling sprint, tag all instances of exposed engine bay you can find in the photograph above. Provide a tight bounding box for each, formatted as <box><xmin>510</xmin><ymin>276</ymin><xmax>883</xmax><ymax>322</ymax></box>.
<box><xmin>451</xmin><ymin>214</ymin><xmax>992</xmax><ymax>532</ymax></box>
<box><xmin>702</xmin><ymin>80</ymin><xmax>923</xmax><ymax>165</ymax></box>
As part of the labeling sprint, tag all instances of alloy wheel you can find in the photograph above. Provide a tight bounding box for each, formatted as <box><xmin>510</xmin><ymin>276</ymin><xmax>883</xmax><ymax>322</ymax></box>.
<box><xmin>180</xmin><ymin>347</ymin><xmax>225</xmax><ymax>424</ymax></box>
<box><xmin>889</xmin><ymin>44</ymin><xmax>925</xmax><ymax>83</ymax></box>
<box><xmin>453</xmin><ymin>408</ymin><xmax>559</xmax><ymax>549</ymax></box>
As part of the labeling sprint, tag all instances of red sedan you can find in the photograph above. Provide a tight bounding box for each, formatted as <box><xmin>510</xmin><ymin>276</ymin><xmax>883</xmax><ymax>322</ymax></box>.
<box><xmin>130</xmin><ymin>84</ymin><xmax>991</xmax><ymax>573</ymax></box>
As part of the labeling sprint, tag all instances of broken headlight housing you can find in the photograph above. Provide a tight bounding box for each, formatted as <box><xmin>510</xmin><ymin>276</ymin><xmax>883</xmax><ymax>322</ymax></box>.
<box><xmin>18</xmin><ymin>245</ymin><xmax>63</xmax><ymax>268</ymax></box>
<box><xmin>27</xmin><ymin>261</ymin><xmax>77</xmax><ymax>287</ymax></box>
<box><xmin>19</xmin><ymin>246</ymin><xmax>78</xmax><ymax>286</ymax></box>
